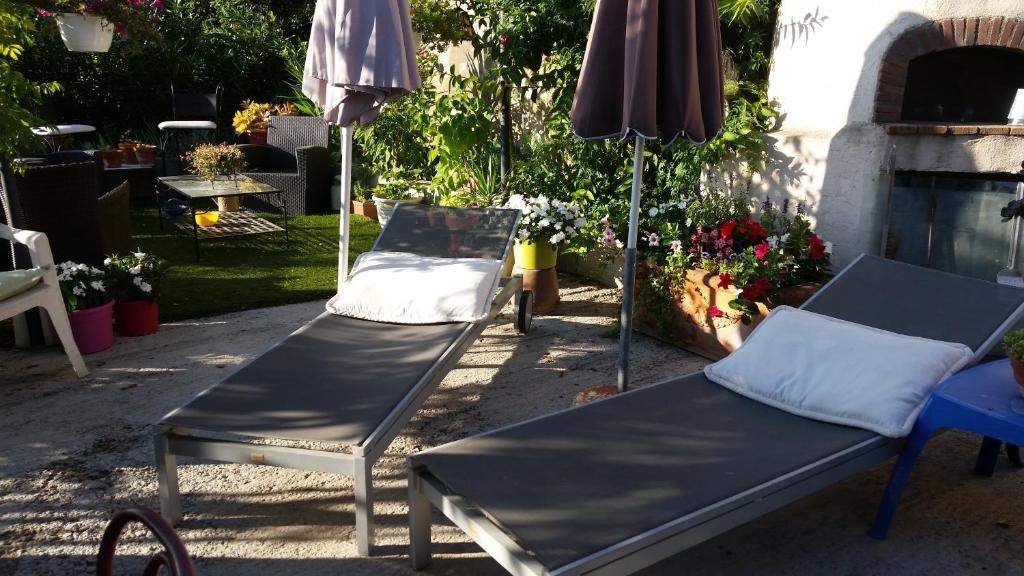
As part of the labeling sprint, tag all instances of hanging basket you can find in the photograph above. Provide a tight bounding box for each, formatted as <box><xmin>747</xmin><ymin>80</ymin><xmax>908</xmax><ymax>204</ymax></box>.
<box><xmin>55</xmin><ymin>13</ymin><xmax>115</xmax><ymax>53</ymax></box>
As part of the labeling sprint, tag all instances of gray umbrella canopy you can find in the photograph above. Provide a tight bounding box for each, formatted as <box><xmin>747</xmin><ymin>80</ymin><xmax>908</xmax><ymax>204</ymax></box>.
<box><xmin>571</xmin><ymin>0</ymin><xmax>724</xmax><ymax>392</ymax></box>
<box><xmin>302</xmin><ymin>0</ymin><xmax>421</xmax><ymax>290</ymax></box>
<box><xmin>303</xmin><ymin>0</ymin><xmax>421</xmax><ymax>125</ymax></box>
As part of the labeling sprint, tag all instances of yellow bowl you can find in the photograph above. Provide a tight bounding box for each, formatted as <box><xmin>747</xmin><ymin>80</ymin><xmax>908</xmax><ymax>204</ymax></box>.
<box><xmin>195</xmin><ymin>211</ymin><xmax>220</xmax><ymax>227</ymax></box>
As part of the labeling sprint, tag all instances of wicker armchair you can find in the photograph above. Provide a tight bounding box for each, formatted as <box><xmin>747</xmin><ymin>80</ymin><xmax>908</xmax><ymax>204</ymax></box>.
<box><xmin>98</xmin><ymin>181</ymin><xmax>132</xmax><ymax>255</ymax></box>
<box><xmin>238</xmin><ymin>116</ymin><xmax>331</xmax><ymax>215</ymax></box>
<box><xmin>7</xmin><ymin>162</ymin><xmax>105</xmax><ymax>266</ymax></box>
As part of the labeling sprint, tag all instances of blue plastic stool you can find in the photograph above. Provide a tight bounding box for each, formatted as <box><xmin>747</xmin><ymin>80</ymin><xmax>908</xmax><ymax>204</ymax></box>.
<box><xmin>870</xmin><ymin>359</ymin><xmax>1024</xmax><ymax>539</ymax></box>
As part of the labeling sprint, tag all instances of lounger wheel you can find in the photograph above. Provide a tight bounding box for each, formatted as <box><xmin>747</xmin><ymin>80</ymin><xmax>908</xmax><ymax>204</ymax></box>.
<box><xmin>516</xmin><ymin>290</ymin><xmax>534</xmax><ymax>334</ymax></box>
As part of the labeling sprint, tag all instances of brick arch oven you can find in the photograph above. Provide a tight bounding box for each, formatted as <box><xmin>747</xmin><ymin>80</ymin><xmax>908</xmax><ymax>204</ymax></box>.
<box><xmin>873</xmin><ymin>17</ymin><xmax>1024</xmax><ymax>281</ymax></box>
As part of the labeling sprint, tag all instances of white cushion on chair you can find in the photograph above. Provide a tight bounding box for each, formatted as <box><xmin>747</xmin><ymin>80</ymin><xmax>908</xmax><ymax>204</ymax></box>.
<box><xmin>326</xmin><ymin>252</ymin><xmax>502</xmax><ymax>324</ymax></box>
<box><xmin>31</xmin><ymin>124</ymin><xmax>96</xmax><ymax>136</ymax></box>
<box><xmin>703</xmin><ymin>306</ymin><xmax>973</xmax><ymax>438</ymax></box>
<box><xmin>158</xmin><ymin>120</ymin><xmax>217</xmax><ymax>131</ymax></box>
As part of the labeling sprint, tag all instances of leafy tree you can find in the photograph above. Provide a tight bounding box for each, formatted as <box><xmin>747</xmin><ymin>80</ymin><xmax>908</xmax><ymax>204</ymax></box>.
<box><xmin>0</xmin><ymin>1</ymin><xmax>59</xmax><ymax>164</ymax></box>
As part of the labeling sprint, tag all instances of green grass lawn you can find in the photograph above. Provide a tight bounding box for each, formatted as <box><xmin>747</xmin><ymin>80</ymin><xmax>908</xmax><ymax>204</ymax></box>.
<box><xmin>134</xmin><ymin>207</ymin><xmax>380</xmax><ymax>321</ymax></box>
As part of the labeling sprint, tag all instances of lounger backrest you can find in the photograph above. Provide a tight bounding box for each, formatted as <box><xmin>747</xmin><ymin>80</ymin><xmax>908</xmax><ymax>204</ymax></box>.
<box><xmin>372</xmin><ymin>204</ymin><xmax>520</xmax><ymax>261</ymax></box>
<box><xmin>803</xmin><ymin>254</ymin><xmax>1024</xmax><ymax>357</ymax></box>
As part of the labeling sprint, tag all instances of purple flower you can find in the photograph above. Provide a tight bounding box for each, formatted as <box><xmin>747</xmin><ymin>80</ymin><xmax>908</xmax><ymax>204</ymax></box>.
<box><xmin>782</xmin><ymin>198</ymin><xmax>790</xmax><ymax>214</ymax></box>
<box><xmin>601</xmin><ymin>226</ymin><xmax>617</xmax><ymax>246</ymax></box>
<box><xmin>670</xmin><ymin>240</ymin><xmax>683</xmax><ymax>253</ymax></box>
<box><xmin>647</xmin><ymin>232</ymin><xmax>660</xmax><ymax>247</ymax></box>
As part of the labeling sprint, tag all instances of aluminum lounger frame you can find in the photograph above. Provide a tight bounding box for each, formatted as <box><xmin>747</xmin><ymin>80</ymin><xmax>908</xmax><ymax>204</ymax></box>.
<box><xmin>154</xmin><ymin>205</ymin><xmax>524</xmax><ymax>556</ymax></box>
<box><xmin>407</xmin><ymin>254</ymin><xmax>1024</xmax><ymax>576</ymax></box>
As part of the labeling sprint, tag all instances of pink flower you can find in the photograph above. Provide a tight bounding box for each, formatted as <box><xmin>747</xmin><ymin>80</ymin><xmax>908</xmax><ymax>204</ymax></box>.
<box><xmin>670</xmin><ymin>240</ymin><xmax>682</xmax><ymax>253</ymax></box>
<box><xmin>755</xmin><ymin>242</ymin><xmax>769</xmax><ymax>260</ymax></box>
<box><xmin>599</xmin><ymin>214</ymin><xmax>609</xmax><ymax>226</ymax></box>
<box><xmin>601</xmin><ymin>226</ymin><xmax>617</xmax><ymax>247</ymax></box>
<box><xmin>114</xmin><ymin>23</ymin><xmax>128</xmax><ymax>39</ymax></box>
<box><xmin>647</xmin><ymin>232</ymin><xmax>660</xmax><ymax>247</ymax></box>
<box><xmin>710</xmin><ymin>305</ymin><xmax>724</xmax><ymax>318</ymax></box>
<box><xmin>37</xmin><ymin>8</ymin><xmax>53</xmax><ymax>17</ymax></box>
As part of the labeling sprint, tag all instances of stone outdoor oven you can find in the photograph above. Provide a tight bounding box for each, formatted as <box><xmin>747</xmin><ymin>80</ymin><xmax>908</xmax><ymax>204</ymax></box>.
<box><xmin>756</xmin><ymin>2</ymin><xmax>1024</xmax><ymax>281</ymax></box>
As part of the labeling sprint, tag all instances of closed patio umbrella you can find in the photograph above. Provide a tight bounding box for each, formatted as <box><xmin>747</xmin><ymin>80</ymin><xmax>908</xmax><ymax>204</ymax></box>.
<box><xmin>572</xmin><ymin>0</ymin><xmax>724</xmax><ymax>392</ymax></box>
<box><xmin>303</xmin><ymin>0</ymin><xmax>421</xmax><ymax>289</ymax></box>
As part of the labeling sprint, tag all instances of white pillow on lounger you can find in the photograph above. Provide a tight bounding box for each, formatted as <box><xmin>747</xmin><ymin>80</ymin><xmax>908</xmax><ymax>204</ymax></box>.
<box><xmin>326</xmin><ymin>251</ymin><xmax>502</xmax><ymax>324</ymax></box>
<box><xmin>703</xmin><ymin>306</ymin><xmax>973</xmax><ymax>438</ymax></box>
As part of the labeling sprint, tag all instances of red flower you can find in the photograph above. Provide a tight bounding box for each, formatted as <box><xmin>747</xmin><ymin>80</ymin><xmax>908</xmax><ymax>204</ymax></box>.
<box><xmin>754</xmin><ymin>242</ymin><xmax>769</xmax><ymax>260</ymax></box>
<box><xmin>720</xmin><ymin>220</ymin><xmax>737</xmax><ymax>240</ymax></box>
<box><xmin>748</xmin><ymin>222</ymin><xmax>766</xmax><ymax>239</ymax></box>
<box><xmin>808</xmin><ymin>234</ymin><xmax>826</xmax><ymax>260</ymax></box>
<box><xmin>499</xmin><ymin>34</ymin><xmax>511</xmax><ymax>46</ymax></box>
<box><xmin>710</xmin><ymin>305</ymin><xmax>724</xmax><ymax>318</ymax></box>
<box><xmin>740</xmin><ymin>277</ymin><xmax>773</xmax><ymax>301</ymax></box>
<box><xmin>717</xmin><ymin>273</ymin><xmax>732</xmax><ymax>289</ymax></box>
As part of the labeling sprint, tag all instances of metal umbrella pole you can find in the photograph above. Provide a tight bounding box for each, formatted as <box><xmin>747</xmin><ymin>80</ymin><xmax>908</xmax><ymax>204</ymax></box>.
<box><xmin>617</xmin><ymin>135</ymin><xmax>646</xmax><ymax>393</ymax></box>
<box><xmin>337</xmin><ymin>125</ymin><xmax>354</xmax><ymax>291</ymax></box>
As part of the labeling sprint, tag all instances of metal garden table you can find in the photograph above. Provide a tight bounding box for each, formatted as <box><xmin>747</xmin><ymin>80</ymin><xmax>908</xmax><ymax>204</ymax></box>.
<box><xmin>156</xmin><ymin>175</ymin><xmax>289</xmax><ymax>260</ymax></box>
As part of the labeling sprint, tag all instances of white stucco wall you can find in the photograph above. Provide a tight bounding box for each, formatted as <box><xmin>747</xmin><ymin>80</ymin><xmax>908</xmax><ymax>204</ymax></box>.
<box><xmin>756</xmin><ymin>0</ymin><xmax>1024</xmax><ymax>267</ymax></box>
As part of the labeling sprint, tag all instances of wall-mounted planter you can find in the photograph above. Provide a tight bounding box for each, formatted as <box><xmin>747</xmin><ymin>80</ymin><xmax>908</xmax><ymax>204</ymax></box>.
<box><xmin>55</xmin><ymin>13</ymin><xmax>114</xmax><ymax>53</ymax></box>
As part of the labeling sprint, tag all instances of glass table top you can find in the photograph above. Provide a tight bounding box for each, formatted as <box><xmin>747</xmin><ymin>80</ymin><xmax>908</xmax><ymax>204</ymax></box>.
<box><xmin>157</xmin><ymin>175</ymin><xmax>280</xmax><ymax>199</ymax></box>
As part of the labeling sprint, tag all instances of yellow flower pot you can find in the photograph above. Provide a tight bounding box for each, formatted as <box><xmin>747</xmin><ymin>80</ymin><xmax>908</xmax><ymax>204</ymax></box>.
<box><xmin>514</xmin><ymin>240</ymin><xmax>558</xmax><ymax>270</ymax></box>
<box><xmin>195</xmin><ymin>211</ymin><xmax>220</xmax><ymax>227</ymax></box>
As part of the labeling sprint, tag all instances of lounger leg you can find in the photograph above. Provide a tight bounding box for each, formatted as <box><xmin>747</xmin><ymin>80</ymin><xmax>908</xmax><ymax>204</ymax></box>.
<box><xmin>154</xmin><ymin>430</ymin><xmax>182</xmax><ymax>525</ymax></box>
<box><xmin>973</xmin><ymin>436</ymin><xmax>1003</xmax><ymax>477</ymax></box>
<box><xmin>869</xmin><ymin>421</ymin><xmax>935</xmax><ymax>540</ymax></box>
<box><xmin>409</xmin><ymin>468</ymin><xmax>432</xmax><ymax>570</ymax></box>
<box><xmin>354</xmin><ymin>457</ymin><xmax>374</xmax><ymax>556</ymax></box>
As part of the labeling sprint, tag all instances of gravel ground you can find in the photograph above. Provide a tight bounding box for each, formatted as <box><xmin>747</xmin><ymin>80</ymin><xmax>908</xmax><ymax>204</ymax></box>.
<box><xmin>1</xmin><ymin>274</ymin><xmax>1022</xmax><ymax>575</ymax></box>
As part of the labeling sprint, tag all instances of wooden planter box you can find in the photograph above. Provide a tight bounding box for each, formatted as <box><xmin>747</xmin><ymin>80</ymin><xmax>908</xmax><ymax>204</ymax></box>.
<box><xmin>634</xmin><ymin>265</ymin><xmax>821</xmax><ymax>360</ymax></box>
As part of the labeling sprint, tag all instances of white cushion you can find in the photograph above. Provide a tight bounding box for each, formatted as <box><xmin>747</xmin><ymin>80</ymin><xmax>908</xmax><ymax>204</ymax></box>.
<box><xmin>326</xmin><ymin>251</ymin><xmax>502</xmax><ymax>324</ymax></box>
<box><xmin>158</xmin><ymin>120</ymin><xmax>217</xmax><ymax>130</ymax></box>
<box><xmin>31</xmin><ymin>124</ymin><xmax>96</xmax><ymax>136</ymax></box>
<box><xmin>703</xmin><ymin>306</ymin><xmax>973</xmax><ymax>438</ymax></box>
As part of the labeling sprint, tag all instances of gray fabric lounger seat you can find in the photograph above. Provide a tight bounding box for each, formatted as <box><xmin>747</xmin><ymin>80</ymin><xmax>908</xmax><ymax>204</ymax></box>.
<box><xmin>154</xmin><ymin>205</ymin><xmax>530</xmax><ymax>557</ymax></box>
<box><xmin>408</xmin><ymin>255</ymin><xmax>1024</xmax><ymax>576</ymax></box>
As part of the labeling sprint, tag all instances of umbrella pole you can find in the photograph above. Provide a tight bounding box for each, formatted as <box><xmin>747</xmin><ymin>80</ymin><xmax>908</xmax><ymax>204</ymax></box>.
<box><xmin>617</xmin><ymin>135</ymin><xmax>646</xmax><ymax>393</ymax></box>
<box><xmin>338</xmin><ymin>124</ymin><xmax>354</xmax><ymax>291</ymax></box>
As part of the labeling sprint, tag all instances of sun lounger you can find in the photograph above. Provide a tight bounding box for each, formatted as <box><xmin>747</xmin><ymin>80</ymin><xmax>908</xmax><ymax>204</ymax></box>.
<box><xmin>408</xmin><ymin>255</ymin><xmax>1024</xmax><ymax>576</ymax></box>
<box><xmin>154</xmin><ymin>204</ymin><xmax>533</xmax><ymax>555</ymax></box>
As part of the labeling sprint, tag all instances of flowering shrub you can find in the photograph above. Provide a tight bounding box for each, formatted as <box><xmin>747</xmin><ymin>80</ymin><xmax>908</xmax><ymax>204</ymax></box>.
<box><xmin>57</xmin><ymin>262</ymin><xmax>110</xmax><ymax>312</ymax></box>
<box><xmin>36</xmin><ymin>0</ymin><xmax>165</xmax><ymax>48</ymax></box>
<box><xmin>185</xmin><ymin>143</ymin><xmax>246</xmax><ymax>182</ymax></box>
<box><xmin>105</xmin><ymin>251</ymin><xmax>166</xmax><ymax>302</ymax></box>
<box><xmin>231</xmin><ymin>100</ymin><xmax>297</xmax><ymax>134</ymax></box>
<box><xmin>505</xmin><ymin>194</ymin><xmax>586</xmax><ymax>246</ymax></box>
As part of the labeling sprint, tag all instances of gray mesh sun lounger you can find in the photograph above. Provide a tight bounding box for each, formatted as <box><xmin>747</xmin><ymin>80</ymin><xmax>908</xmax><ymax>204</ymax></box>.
<box><xmin>408</xmin><ymin>255</ymin><xmax>1024</xmax><ymax>576</ymax></box>
<box><xmin>154</xmin><ymin>204</ymin><xmax>534</xmax><ymax>555</ymax></box>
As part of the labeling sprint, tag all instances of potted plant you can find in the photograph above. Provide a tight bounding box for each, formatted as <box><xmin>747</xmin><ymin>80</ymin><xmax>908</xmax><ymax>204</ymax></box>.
<box><xmin>184</xmin><ymin>143</ymin><xmax>247</xmax><ymax>212</ymax></box>
<box><xmin>118</xmin><ymin>134</ymin><xmax>139</xmax><ymax>164</ymax></box>
<box><xmin>36</xmin><ymin>0</ymin><xmax>164</xmax><ymax>53</ymax></box>
<box><xmin>504</xmin><ymin>194</ymin><xmax>585</xmax><ymax>270</ymax></box>
<box><xmin>232</xmin><ymin>101</ymin><xmax>297</xmax><ymax>145</ymax></box>
<box><xmin>106</xmin><ymin>251</ymin><xmax>166</xmax><ymax>336</ymax></box>
<box><xmin>371</xmin><ymin>179</ymin><xmax>424</xmax><ymax>226</ymax></box>
<box><xmin>100</xmin><ymin>145</ymin><xmax>124</xmax><ymax>168</ymax></box>
<box><xmin>623</xmin><ymin>191</ymin><xmax>831</xmax><ymax>359</ymax></box>
<box><xmin>351</xmin><ymin>183</ymin><xmax>379</xmax><ymax>221</ymax></box>
<box><xmin>1004</xmin><ymin>329</ymin><xmax>1024</xmax><ymax>397</ymax></box>
<box><xmin>56</xmin><ymin>261</ymin><xmax>114</xmax><ymax>354</ymax></box>
<box><xmin>134</xmin><ymin>142</ymin><xmax>157</xmax><ymax>165</ymax></box>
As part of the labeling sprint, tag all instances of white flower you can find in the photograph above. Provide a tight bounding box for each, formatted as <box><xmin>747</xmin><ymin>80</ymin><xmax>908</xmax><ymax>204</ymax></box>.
<box><xmin>90</xmin><ymin>281</ymin><xmax>105</xmax><ymax>292</ymax></box>
<box><xmin>518</xmin><ymin>230</ymin><xmax>529</xmax><ymax>241</ymax></box>
<box><xmin>824</xmin><ymin>241</ymin><xmax>833</xmax><ymax>254</ymax></box>
<box><xmin>686</xmin><ymin>218</ymin><xmax>693</xmax><ymax>227</ymax></box>
<box><xmin>133</xmin><ymin>276</ymin><xmax>143</xmax><ymax>287</ymax></box>
<box><xmin>767</xmin><ymin>236</ymin><xmax>779</xmax><ymax>249</ymax></box>
<box><xmin>129</xmin><ymin>265</ymin><xmax>142</xmax><ymax>275</ymax></box>
<box><xmin>103</xmin><ymin>258</ymin><xmax>112</xmax><ymax>266</ymax></box>
<box><xmin>539</xmin><ymin>218</ymin><xmax>551</xmax><ymax>228</ymax></box>
<box><xmin>554</xmin><ymin>222</ymin><xmax>563</xmax><ymax>230</ymax></box>
<box><xmin>72</xmin><ymin>283</ymin><xmax>86</xmax><ymax>297</ymax></box>
<box><xmin>550</xmin><ymin>232</ymin><xmax>566</xmax><ymax>244</ymax></box>
<box><xmin>648</xmin><ymin>207</ymin><xmax>659</xmax><ymax>217</ymax></box>
<box><xmin>780</xmin><ymin>233</ymin><xmax>790</xmax><ymax>243</ymax></box>
<box><xmin>574</xmin><ymin>217</ymin><xmax>586</xmax><ymax>228</ymax></box>
<box><xmin>677</xmin><ymin>200</ymin><xmax>688</xmax><ymax>210</ymax></box>
<box><xmin>139</xmin><ymin>281</ymin><xmax>153</xmax><ymax>293</ymax></box>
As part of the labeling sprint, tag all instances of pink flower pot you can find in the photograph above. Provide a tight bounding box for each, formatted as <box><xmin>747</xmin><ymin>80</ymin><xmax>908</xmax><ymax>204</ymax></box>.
<box><xmin>114</xmin><ymin>300</ymin><xmax>159</xmax><ymax>337</ymax></box>
<box><xmin>69</xmin><ymin>300</ymin><xmax>114</xmax><ymax>354</ymax></box>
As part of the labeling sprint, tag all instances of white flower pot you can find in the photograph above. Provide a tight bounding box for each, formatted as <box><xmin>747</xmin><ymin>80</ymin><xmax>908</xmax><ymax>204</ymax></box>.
<box><xmin>55</xmin><ymin>13</ymin><xmax>114</xmax><ymax>53</ymax></box>
<box><xmin>372</xmin><ymin>194</ymin><xmax>423</xmax><ymax>227</ymax></box>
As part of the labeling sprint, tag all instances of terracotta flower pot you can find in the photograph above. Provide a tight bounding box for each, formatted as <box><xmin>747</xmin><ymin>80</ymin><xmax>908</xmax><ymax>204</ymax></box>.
<box><xmin>134</xmin><ymin>145</ymin><xmax>157</xmax><ymax>165</ymax></box>
<box><xmin>1010</xmin><ymin>357</ymin><xmax>1024</xmax><ymax>397</ymax></box>
<box><xmin>352</xmin><ymin>200</ymin><xmax>378</xmax><ymax>222</ymax></box>
<box><xmin>118</xmin><ymin>144</ymin><xmax>138</xmax><ymax>164</ymax></box>
<box><xmin>114</xmin><ymin>300</ymin><xmax>159</xmax><ymax>337</ymax></box>
<box><xmin>101</xmin><ymin>149</ymin><xmax>124</xmax><ymax>168</ymax></box>
<box><xmin>246</xmin><ymin>128</ymin><xmax>268</xmax><ymax>145</ymax></box>
<box><xmin>69</xmin><ymin>300</ymin><xmax>114</xmax><ymax>354</ymax></box>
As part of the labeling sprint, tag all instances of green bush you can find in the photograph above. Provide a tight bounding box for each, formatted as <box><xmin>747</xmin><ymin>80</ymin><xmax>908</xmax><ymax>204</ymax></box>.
<box><xmin>1005</xmin><ymin>329</ymin><xmax>1024</xmax><ymax>362</ymax></box>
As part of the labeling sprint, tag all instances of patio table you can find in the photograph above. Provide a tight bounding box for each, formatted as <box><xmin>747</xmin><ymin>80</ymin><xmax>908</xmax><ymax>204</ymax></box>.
<box><xmin>870</xmin><ymin>358</ymin><xmax>1024</xmax><ymax>539</ymax></box>
<box><xmin>156</xmin><ymin>175</ymin><xmax>289</xmax><ymax>261</ymax></box>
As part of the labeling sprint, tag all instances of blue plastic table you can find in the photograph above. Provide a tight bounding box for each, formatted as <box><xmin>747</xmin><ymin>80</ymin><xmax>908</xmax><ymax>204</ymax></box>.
<box><xmin>870</xmin><ymin>359</ymin><xmax>1024</xmax><ymax>539</ymax></box>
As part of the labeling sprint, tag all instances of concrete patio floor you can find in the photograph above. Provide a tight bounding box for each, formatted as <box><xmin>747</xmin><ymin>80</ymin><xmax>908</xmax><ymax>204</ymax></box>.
<box><xmin>1</xmin><ymin>274</ymin><xmax>1022</xmax><ymax>575</ymax></box>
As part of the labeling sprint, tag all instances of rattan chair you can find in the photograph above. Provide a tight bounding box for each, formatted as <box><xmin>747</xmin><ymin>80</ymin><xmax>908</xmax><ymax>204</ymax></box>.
<box><xmin>238</xmin><ymin>116</ymin><xmax>331</xmax><ymax>215</ymax></box>
<box><xmin>98</xmin><ymin>181</ymin><xmax>132</xmax><ymax>255</ymax></box>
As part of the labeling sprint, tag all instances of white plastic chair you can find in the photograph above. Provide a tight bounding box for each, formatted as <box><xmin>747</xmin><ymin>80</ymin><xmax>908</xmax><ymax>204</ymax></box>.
<box><xmin>0</xmin><ymin>224</ymin><xmax>88</xmax><ymax>377</ymax></box>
